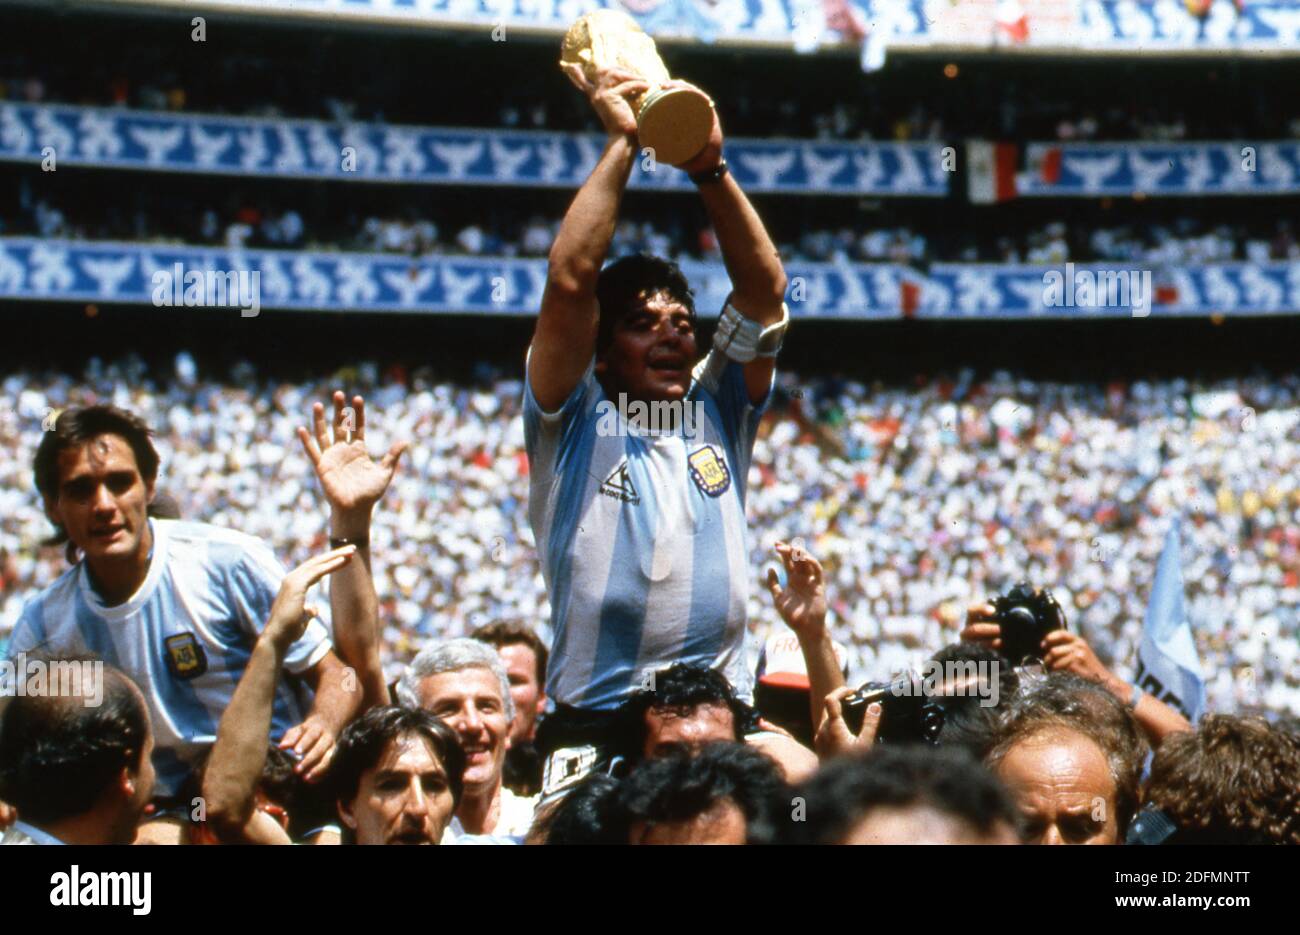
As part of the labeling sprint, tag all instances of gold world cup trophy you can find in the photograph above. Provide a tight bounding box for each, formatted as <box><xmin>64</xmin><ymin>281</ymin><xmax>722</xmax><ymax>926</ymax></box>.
<box><xmin>560</xmin><ymin>10</ymin><xmax>714</xmax><ymax>167</ymax></box>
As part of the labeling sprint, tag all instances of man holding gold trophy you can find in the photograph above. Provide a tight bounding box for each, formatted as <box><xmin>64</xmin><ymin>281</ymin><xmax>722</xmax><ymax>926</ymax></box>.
<box><xmin>525</xmin><ymin>11</ymin><xmax>794</xmax><ymax>800</ymax></box>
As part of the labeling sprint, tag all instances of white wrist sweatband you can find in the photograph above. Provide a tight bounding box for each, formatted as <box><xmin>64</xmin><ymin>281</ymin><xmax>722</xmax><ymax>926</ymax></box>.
<box><xmin>712</xmin><ymin>300</ymin><xmax>789</xmax><ymax>363</ymax></box>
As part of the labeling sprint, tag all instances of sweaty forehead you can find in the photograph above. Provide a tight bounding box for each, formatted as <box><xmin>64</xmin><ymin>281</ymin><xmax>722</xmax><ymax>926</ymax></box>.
<box><xmin>57</xmin><ymin>434</ymin><xmax>140</xmax><ymax>479</ymax></box>
<box><xmin>998</xmin><ymin>729</ymin><xmax>1115</xmax><ymax>805</ymax></box>
<box><xmin>647</xmin><ymin>701</ymin><xmax>735</xmax><ymax>732</ymax></box>
<box><xmin>631</xmin><ymin>290</ymin><xmax>691</xmax><ymax>317</ymax></box>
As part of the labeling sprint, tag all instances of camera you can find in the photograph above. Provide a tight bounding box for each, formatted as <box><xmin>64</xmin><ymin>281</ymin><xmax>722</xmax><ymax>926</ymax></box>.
<box><xmin>989</xmin><ymin>581</ymin><xmax>1067</xmax><ymax>664</ymax></box>
<box><xmin>840</xmin><ymin>673</ymin><xmax>946</xmax><ymax>745</ymax></box>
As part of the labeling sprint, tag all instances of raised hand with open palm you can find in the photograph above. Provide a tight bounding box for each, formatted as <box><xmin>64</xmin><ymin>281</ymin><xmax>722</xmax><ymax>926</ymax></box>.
<box><xmin>298</xmin><ymin>391</ymin><xmax>407</xmax><ymax>518</ymax></box>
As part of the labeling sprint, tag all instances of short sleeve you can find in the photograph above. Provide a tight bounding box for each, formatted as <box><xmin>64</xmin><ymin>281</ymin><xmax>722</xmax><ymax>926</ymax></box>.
<box><xmin>692</xmin><ymin>349</ymin><xmax>772</xmax><ymax>458</ymax></box>
<box><xmin>4</xmin><ymin>600</ymin><xmax>43</xmax><ymax>659</ymax></box>
<box><xmin>227</xmin><ymin>540</ymin><xmax>331</xmax><ymax>675</ymax></box>
<box><xmin>523</xmin><ymin>351</ymin><xmax>602</xmax><ymax>479</ymax></box>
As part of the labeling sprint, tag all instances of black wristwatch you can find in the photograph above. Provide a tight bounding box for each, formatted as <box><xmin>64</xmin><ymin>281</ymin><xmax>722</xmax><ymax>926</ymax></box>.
<box><xmin>690</xmin><ymin>159</ymin><xmax>729</xmax><ymax>186</ymax></box>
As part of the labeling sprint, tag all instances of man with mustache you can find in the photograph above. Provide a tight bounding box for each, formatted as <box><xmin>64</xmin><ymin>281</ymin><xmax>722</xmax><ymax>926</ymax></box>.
<box><xmin>330</xmin><ymin>706</ymin><xmax>465</xmax><ymax>846</ymax></box>
<box><xmin>526</xmin><ymin>65</ymin><xmax>788</xmax><ymax>799</ymax></box>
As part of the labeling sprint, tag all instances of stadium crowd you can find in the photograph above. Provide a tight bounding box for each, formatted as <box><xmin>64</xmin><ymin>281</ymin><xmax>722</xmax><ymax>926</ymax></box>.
<box><xmin>0</xmin><ymin>375</ymin><xmax>1296</xmax><ymax>847</ymax></box>
<box><xmin>2</xmin><ymin>356</ymin><xmax>1297</xmax><ymax>717</ymax></box>
<box><xmin>10</xmin><ymin>182</ymin><xmax>1299</xmax><ymax>268</ymax></box>
<box><xmin>8</xmin><ymin>63</ymin><xmax>1300</xmax><ymax>144</ymax></box>
<box><xmin>2</xmin><ymin>18</ymin><xmax>1298</xmax><ymax>848</ymax></box>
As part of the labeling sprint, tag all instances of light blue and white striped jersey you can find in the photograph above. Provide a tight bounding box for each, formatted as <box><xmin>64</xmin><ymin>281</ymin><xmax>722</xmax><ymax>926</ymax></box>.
<box><xmin>6</xmin><ymin>519</ymin><xmax>331</xmax><ymax>796</ymax></box>
<box><xmin>524</xmin><ymin>350</ymin><xmax>769</xmax><ymax>710</ymax></box>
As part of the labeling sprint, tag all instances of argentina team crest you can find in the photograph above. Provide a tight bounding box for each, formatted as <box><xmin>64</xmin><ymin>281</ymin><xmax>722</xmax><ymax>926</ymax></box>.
<box><xmin>688</xmin><ymin>445</ymin><xmax>731</xmax><ymax>497</ymax></box>
<box><xmin>164</xmin><ymin>632</ymin><xmax>208</xmax><ymax>680</ymax></box>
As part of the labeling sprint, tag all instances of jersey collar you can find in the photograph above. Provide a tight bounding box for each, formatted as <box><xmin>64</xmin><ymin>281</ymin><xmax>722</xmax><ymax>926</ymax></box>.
<box><xmin>78</xmin><ymin>519</ymin><xmax>170</xmax><ymax>620</ymax></box>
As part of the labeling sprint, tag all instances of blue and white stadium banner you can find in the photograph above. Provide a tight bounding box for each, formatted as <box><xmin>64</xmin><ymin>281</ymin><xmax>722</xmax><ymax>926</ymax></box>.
<box><xmin>89</xmin><ymin>0</ymin><xmax>1300</xmax><ymax>53</ymax></box>
<box><xmin>3</xmin><ymin>239</ymin><xmax>1299</xmax><ymax>319</ymax></box>
<box><xmin>0</xmin><ymin>238</ymin><xmax>910</xmax><ymax>317</ymax></box>
<box><xmin>1017</xmin><ymin>141</ymin><xmax>1300</xmax><ymax>198</ymax></box>
<box><xmin>916</xmin><ymin>262</ymin><xmax>1300</xmax><ymax>319</ymax></box>
<box><xmin>0</xmin><ymin>103</ymin><xmax>949</xmax><ymax>197</ymax></box>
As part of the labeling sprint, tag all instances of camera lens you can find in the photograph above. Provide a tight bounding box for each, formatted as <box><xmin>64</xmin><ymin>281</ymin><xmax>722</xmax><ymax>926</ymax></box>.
<box><xmin>1003</xmin><ymin>606</ymin><xmax>1037</xmax><ymax>628</ymax></box>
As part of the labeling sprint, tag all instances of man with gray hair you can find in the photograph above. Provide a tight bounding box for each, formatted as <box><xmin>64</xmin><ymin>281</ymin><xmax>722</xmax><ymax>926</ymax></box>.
<box><xmin>984</xmin><ymin>673</ymin><xmax>1147</xmax><ymax>845</ymax></box>
<box><xmin>398</xmin><ymin>638</ymin><xmax>537</xmax><ymax>843</ymax></box>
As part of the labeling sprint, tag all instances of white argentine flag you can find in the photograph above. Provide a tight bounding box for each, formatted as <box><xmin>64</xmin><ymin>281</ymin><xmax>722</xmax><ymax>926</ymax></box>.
<box><xmin>1135</xmin><ymin>517</ymin><xmax>1206</xmax><ymax>722</ymax></box>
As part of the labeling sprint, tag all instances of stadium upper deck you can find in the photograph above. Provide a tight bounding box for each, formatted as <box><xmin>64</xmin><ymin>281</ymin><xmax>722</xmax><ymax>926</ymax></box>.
<box><xmin>0</xmin><ymin>1</ymin><xmax>1297</xmax><ymax>317</ymax></box>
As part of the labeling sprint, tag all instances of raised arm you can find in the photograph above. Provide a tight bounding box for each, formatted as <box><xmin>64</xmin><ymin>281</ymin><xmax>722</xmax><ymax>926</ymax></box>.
<box><xmin>1040</xmin><ymin>629</ymin><xmax>1193</xmax><ymax>745</ymax></box>
<box><xmin>298</xmin><ymin>391</ymin><xmax>404</xmax><ymax>713</ymax></box>
<box><xmin>962</xmin><ymin>605</ymin><xmax>1193</xmax><ymax>746</ymax></box>
<box><xmin>668</xmin><ymin>81</ymin><xmax>788</xmax><ymax>403</ymax></box>
<box><xmin>205</xmin><ymin>548</ymin><xmax>355</xmax><ymax>845</ymax></box>
<box><xmin>765</xmin><ymin>541</ymin><xmax>845</xmax><ymax>738</ymax></box>
<box><xmin>529</xmin><ymin>66</ymin><xmax>648</xmax><ymax>411</ymax></box>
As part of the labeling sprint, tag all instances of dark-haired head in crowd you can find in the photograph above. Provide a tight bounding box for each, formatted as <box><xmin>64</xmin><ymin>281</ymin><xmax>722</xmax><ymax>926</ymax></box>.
<box><xmin>985</xmin><ymin>673</ymin><xmax>1146</xmax><ymax>845</ymax></box>
<box><xmin>927</xmin><ymin>642</ymin><xmax>1018</xmax><ymax>760</ymax></box>
<box><xmin>619</xmin><ymin>743</ymin><xmax>786</xmax><ymax>845</ymax></box>
<box><xmin>528</xmin><ymin>773</ymin><xmax>627</xmax><ymax>845</ymax></box>
<box><xmin>1138</xmin><ymin>714</ymin><xmax>1300</xmax><ymax>845</ymax></box>
<box><xmin>472</xmin><ymin>621</ymin><xmax>548</xmax><ymax>796</ymax></box>
<box><xmin>785</xmin><ymin>745</ymin><xmax>1020</xmax><ymax>845</ymax></box>
<box><xmin>329</xmin><ymin>706</ymin><xmax>464</xmax><ymax>845</ymax></box>
<box><xmin>0</xmin><ymin>660</ymin><xmax>154</xmax><ymax>845</ymax></box>
<box><xmin>618</xmin><ymin>662</ymin><xmax>758</xmax><ymax>763</ymax></box>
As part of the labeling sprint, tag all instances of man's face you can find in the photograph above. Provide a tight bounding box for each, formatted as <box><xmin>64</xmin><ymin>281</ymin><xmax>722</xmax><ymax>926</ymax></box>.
<box><xmin>995</xmin><ymin>729</ymin><xmax>1118</xmax><ymax>845</ymax></box>
<box><xmin>840</xmin><ymin>806</ymin><xmax>1019</xmax><ymax>845</ymax></box>
<box><xmin>497</xmin><ymin>644</ymin><xmax>544</xmax><ymax>743</ymax></box>
<box><xmin>643</xmin><ymin>703</ymin><xmax>736</xmax><ymax>759</ymax></box>
<box><xmin>341</xmin><ymin>734</ymin><xmax>455</xmax><ymax>845</ymax></box>
<box><xmin>417</xmin><ymin>668</ymin><xmax>511</xmax><ymax>795</ymax></box>
<box><xmin>46</xmin><ymin>434</ymin><xmax>153</xmax><ymax>566</ymax></box>
<box><xmin>629</xmin><ymin>799</ymin><xmax>747</xmax><ymax>845</ymax></box>
<box><xmin>596</xmin><ymin>292</ymin><xmax>698</xmax><ymax>404</ymax></box>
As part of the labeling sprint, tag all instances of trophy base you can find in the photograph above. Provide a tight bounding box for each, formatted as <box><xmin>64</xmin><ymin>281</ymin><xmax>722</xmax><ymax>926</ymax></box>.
<box><xmin>637</xmin><ymin>87</ymin><xmax>713</xmax><ymax>167</ymax></box>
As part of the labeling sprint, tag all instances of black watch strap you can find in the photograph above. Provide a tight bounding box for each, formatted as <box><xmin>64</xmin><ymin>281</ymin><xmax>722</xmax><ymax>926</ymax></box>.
<box><xmin>329</xmin><ymin>536</ymin><xmax>368</xmax><ymax>550</ymax></box>
<box><xmin>690</xmin><ymin>159</ymin><xmax>729</xmax><ymax>186</ymax></box>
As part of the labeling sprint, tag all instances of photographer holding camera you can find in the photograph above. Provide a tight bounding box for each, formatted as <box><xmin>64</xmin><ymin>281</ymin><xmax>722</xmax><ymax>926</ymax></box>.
<box><xmin>961</xmin><ymin>584</ymin><xmax>1191</xmax><ymax>746</ymax></box>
